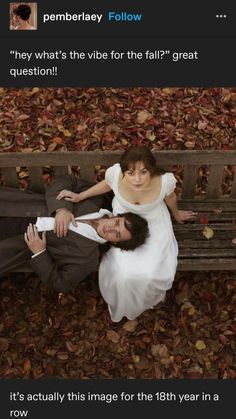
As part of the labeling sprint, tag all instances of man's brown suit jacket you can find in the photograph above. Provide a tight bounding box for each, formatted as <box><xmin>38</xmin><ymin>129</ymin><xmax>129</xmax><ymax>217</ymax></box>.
<box><xmin>0</xmin><ymin>176</ymin><xmax>105</xmax><ymax>292</ymax></box>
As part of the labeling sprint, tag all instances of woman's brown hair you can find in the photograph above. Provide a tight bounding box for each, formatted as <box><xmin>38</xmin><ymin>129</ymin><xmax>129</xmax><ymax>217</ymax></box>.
<box><xmin>120</xmin><ymin>146</ymin><xmax>165</xmax><ymax>177</ymax></box>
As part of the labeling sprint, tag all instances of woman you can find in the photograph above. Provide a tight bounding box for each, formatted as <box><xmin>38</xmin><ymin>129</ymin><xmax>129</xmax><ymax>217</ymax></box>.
<box><xmin>12</xmin><ymin>4</ymin><xmax>36</xmax><ymax>30</ymax></box>
<box><xmin>57</xmin><ymin>147</ymin><xmax>196</xmax><ymax>321</ymax></box>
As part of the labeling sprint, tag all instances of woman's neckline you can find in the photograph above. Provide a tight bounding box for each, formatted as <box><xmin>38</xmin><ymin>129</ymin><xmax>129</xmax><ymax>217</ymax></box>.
<box><xmin>117</xmin><ymin>165</ymin><xmax>163</xmax><ymax>206</ymax></box>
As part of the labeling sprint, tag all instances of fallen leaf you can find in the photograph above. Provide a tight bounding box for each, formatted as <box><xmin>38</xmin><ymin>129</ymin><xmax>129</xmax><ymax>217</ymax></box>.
<box><xmin>0</xmin><ymin>337</ymin><xmax>9</xmax><ymax>352</ymax></box>
<box><xmin>184</xmin><ymin>141</ymin><xmax>195</xmax><ymax>149</ymax></box>
<box><xmin>23</xmin><ymin>359</ymin><xmax>31</xmax><ymax>377</ymax></box>
<box><xmin>213</xmin><ymin>208</ymin><xmax>223</xmax><ymax>215</ymax></box>
<box><xmin>195</xmin><ymin>340</ymin><xmax>206</xmax><ymax>350</ymax></box>
<box><xmin>132</xmin><ymin>355</ymin><xmax>140</xmax><ymax>363</ymax></box>
<box><xmin>136</xmin><ymin>110</ymin><xmax>152</xmax><ymax>124</ymax></box>
<box><xmin>123</xmin><ymin>320</ymin><xmax>138</xmax><ymax>332</ymax></box>
<box><xmin>202</xmin><ymin>226</ymin><xmax>214</xmax><ymax>239</ymax></box>
<box><xmin>199</xmin><ymin>214</ymin><xmax>209</xmax><ymax>224</ymax></box>
<box><xmin>106</xmin><ymin>330</ymin><xmax>120</xmax><ymax>343</ymax></box>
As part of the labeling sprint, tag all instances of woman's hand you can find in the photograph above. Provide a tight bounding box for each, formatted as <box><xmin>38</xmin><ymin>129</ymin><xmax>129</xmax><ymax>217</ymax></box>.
<box><xmin>173</xmin><ymin>210</ymin><xmax>197</xmax><ymax>224</ymax></box>
<box><xmin>54</xmin><ymin>208</ymin><xmax>77</xmax><ymax>238</ymax></box>
<box><xmin>24</xmin><ymin>224</ymin><xmax>46</xmax><ymax>254</ymax></box>
<box><xmin>56</xmin><ymin>189</ymin><xmax>82</xmax><ymax>203</ymax></box>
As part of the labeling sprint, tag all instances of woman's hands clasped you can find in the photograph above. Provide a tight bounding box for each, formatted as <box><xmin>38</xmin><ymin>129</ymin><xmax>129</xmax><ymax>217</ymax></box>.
<box><xmin>56</xmin><ymin>189</ymin><xmax>82</xmax><ymax>203</ymax></box>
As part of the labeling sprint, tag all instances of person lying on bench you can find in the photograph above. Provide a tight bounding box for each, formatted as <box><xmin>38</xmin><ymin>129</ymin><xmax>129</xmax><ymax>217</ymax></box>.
<box><xmin>0</xmin><ymin>176</ymin><xmax>149</xmax><ymax>292</ymax></box>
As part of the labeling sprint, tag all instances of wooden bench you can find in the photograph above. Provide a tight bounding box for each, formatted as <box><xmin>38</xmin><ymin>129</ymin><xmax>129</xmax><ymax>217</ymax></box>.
<box><xmin>1</xmin><ymin>150</ymin><xmax>236</xmax><ymax>271</ymax></box>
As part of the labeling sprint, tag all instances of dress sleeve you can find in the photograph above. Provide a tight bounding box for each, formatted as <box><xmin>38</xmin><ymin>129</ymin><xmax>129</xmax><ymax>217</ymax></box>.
<box><xmin>105</xmin><ymin>164</ymin><xmax>119</xmax><ymax>189</ymax></box>
<box><xmin>163</xmin><ymin>173</ymin><xmax>177</xmax><ymax>196</ymax></box>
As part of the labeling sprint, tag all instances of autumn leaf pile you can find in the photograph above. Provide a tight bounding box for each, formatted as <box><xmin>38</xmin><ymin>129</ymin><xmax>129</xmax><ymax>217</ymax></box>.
<box><xmin>0</xmin><ymin>87</ymin><xmax>235</xmax><ymax>378</ymax></box>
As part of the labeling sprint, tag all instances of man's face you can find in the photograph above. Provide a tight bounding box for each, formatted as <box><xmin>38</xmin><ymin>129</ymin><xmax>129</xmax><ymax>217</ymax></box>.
<box><xmin>97</xmin><ymin>216</ymin><xmax>131</xmax><ymax>243</ymax></box>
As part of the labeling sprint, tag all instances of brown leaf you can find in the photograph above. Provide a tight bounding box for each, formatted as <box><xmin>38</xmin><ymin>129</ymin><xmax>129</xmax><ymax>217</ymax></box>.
<box><xmin>23</xmin><ymin>359</ymin><xmax>31</xmax><ymax>377</ymax></box>
<box><xmin>202</xmin><ymin>226</ymin><xmax>214</xmax><ymax>239</ymax></box>
<box><xmin>57</xmin><ymin>351</ymin><xmax>69</xmax><ymax>360</ymax></box>
<box><xmin>199</xmin><ymin>214</ymin><xmax>209</xmax><ymax>224</ymax></box>
<box><xmin>123</xmin><ymin>320</ymin><xmax>138</xmax><ymax>332</ymax></box>
<box><xmin>184</xmin><ymin>141</ymin><xmax>195</xmax><ymax>149</ymax></box>
<box><xmin>213</xmin><ymin>208</ymin><xmax>223</xmax><ymax>215</ymax></box>
<box><xmin>0</xmin><ymin>337</ymin><xmax>9</xmax><ymax>352</ymax></box>
<box><xmin>195</xmin><ymin>340</ymin><xmax>206</xmax><ymax>350</ymax></box>
<box><xmin>17</xmin><ymin>114</ymin><xmax>30</xmax><ymax>121</ymax></box>
<box><xmin>106</xmin><ymin>330</ymin><xmax>120</xmax><ymax>344</ymax></box>
<box><xmin>136</xmin><ymin>110</ymin><xmax>152</xmax><ymax>124</ymax></box>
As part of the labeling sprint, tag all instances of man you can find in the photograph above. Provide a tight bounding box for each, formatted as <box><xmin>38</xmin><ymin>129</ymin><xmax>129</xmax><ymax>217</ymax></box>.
<box><xmin>0</xmin><ymin>175</ymin><xmax>149</xmax><ymax>292</ymax></box>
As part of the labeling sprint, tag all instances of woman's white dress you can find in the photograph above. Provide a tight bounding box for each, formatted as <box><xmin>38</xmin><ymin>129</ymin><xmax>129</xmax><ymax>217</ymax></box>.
<box><xmin>99</xmin><ymin>164</ymin><xmax>178</xmax><ymax>322</ymax></box>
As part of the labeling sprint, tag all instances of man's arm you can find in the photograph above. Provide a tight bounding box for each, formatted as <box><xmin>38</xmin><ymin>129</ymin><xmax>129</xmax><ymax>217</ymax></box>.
<box><xmin>24</xmin><ymin>224</ymin><xmax>97</xmax><ymax>292</ymax></box>
<box><xmin>45</xmin><ymin>174</ymin><xmax>97</xmax><ymax>237</ymax></box>
<box><xmin>28</xmin><ymin>250</ymin><xmax>95</xmax><ymax>292</ymax></box>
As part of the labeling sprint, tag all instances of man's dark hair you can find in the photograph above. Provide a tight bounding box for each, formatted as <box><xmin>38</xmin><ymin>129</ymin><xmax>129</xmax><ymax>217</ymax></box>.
<box><xmin>14</xmin><ymin>4</ymin><xmax>32</xmax><ymax>20</ymax></box>
<box><xmin>113</xmin><ymin>213</ymin><xmax>149</xmax><ymax>251</ymax></box>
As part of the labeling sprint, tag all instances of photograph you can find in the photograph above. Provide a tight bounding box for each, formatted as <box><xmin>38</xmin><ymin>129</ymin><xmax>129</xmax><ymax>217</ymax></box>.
<box><xmin>9</xmin><ymin>2</ymin><xmax>37</xmax><ymax>30</ymax></box>
<box><xmin>0</xmin><ymin>87</ymin><xmax>235</xmax><ymax>380</ymax></box>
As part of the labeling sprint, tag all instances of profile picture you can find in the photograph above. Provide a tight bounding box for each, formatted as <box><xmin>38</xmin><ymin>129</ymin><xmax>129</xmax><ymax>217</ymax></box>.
<box><xmin>9</xmin><ymin>2</ymin><xmax>37</xmax><ymax>30</ymax></box>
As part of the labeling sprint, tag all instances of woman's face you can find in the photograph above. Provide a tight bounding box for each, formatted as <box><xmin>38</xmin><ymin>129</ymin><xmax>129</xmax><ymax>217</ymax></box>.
<box><xmin>124</xmin><ymin>161</ymin><xmax>152</xmax><ymax>190</ymax></box>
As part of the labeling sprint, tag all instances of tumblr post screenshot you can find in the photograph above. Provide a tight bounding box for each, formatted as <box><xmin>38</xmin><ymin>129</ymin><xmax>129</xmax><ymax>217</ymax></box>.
<box><xmin>0</xmin><ymin>1</ymin><xmax>235</xmax><ymax>418</ymax></box>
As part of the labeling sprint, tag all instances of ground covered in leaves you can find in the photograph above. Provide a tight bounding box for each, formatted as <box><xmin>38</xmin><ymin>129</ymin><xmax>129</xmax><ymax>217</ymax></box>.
<box><xmin>0</xmin><ymin>88</ymin><xmax>235</xmax><ymax>378</ymax></box>
<box><xmin>0</xmin><ymin>272</ymin><xmax>235</xmax><ymax>379</ymax></box>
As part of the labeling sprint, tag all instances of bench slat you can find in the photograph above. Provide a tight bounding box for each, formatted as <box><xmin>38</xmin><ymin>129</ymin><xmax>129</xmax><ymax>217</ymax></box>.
<box><xmin>53</xmin><ymin>166</ymin><xmax>69</xmax><ymax>177</ymax></box>
<box><xmin>206</xmin><ymin>165</ymin><xmax>224</xmax><ymax>199</ymax></box>
<box><xmin>178</xmin><ymin>201</ymin><xmax>236</xmax><ymax>211</ymax></box>
<box><xmin>179</xmin><ymin>248</ymin><xmax>236</xmax><ymax>257</ymax></box>
<box><xmin>174</xmin><ymin>222</ymin><xmax>236</xmax><ymax>231</ymax></box>
<box><xmin>79</xmin><ymin>164</ymin><xmax>94</xmax><ymax>183</ymax></box>
<box><xmin>1</xmin><ymin>168</ymin><xmax>19</xmax><ymax>187</ymax></box>
<box><xmin>179</xmin><ymin>239</ymin><xmax>236</xmax><ymax>248</ymax></box>
<box><xmin>182</xmin><ymin>166</ymin><xmax>198</xmax><ymax>199</ymax></box>
<box><xmin>178</xmin><ymin>259</ymin><xmax>236</xmax><ymax>270</ymax></box>
<box><xmin>28</xmin><ymin>167</ymin><xmax>44</xmax><ymax>193</ymax></box>
<box><xmin>230</xmin><ymin>172</ymin><xmax>236</xmax><ymax>198</ymax></box>
<box><xmin>1</xmin><ymin>150</ymin><xmax>236</xmax><ymax>166</ymax></box>
<box><xmin>175</xmin><ymin>230</ymin><xmax>236</xmax><ymax>240</ymax></box>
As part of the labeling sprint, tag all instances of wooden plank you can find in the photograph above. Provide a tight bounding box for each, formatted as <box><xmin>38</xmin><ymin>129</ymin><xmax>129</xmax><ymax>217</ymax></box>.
<box><xmin>178</xmin><ymin>259</ymin><xmax>236</xmax><ymax>271</ymax></box>
<box><xmin>79</xmin><ymin>164</ymin><xmax>94</xmax><ymax>183</ymax></box>
<box><xmin>206</xmin><ymin>165</ymin><xmax>224</xmax><ymax>199</ymax></box>
<box><xmin>1</xmin><ymin>167</ymin><xmax>18</xmax><ymax>187</ymax></box>
<box><xmin>230</xmin><ymin>173</ymin><xmax>236</xmax><ymax>198</ymax></box>
<box><xmin>182</xmin><ymin>166</ymin><xmax>198</xmax><ymax>199</ymax></box>
<box><xmin>178</xmin><ymin>201</ymin><xmax>236</xmax><ymax>210</ymax></box>
<box><xmin>179</xmin><ymin>249</ymin><xmax>236</xmax><ymax>257</ymax></box>
<box><xmin>53</xmin><ymin>166</ymin><xmax>69</xmax><ymax>177</ymax></box>
<box><xmin>174</xmin><ymin>223</ymin><xmax>235</xmax><ymax>231</ymax></box>
<box><xmin>178</xmin><ymin>239</ymin><xmax>236</xmax><ymax>248</ymax></box>
<box><xmin>1</xmin><ymin>150</ymin><xmax>236</xmax><ymax>167</ymax></box>
<box><xmin>175</xmin><ymin>230</ymin><xmax>236</xmax><ymax>240</ymax></box>
<box><xmin>14</xmin><ymin>258</ymin><xmax>236</xmax><ymax>272</ymax></box>
<box><xmin>28</xmin><ymin>167</ymin><xmax>44</xmax><ymax>193</ymax></box>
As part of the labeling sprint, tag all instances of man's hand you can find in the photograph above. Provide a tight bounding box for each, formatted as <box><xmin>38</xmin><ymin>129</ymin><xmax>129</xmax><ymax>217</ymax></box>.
<box><xmin>56</xmin><ymin>189</ymin><xmax>82</xmax><ymax>203</ymax></box>
<box><xmin>173</xmin><ymin>210</ymin><xmax>198</xmax><ymax>224</ymax></box>
<box><xmin>24</xmin><ymin>224</ymin><xmax>46</xmax><ymax>254</ymax></box>
<box><xmin>54</xmin><ymin>208</ymin><xmax>77</xmax><ymax>238</ymax></box>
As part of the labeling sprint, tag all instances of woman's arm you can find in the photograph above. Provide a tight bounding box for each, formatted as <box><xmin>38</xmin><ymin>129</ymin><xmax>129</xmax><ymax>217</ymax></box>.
<box><xmin>56</xmin><ymin>179</ymin><xmax>111</xmax><ymax>203</ymax></box>
<box><xmin>164</xmin><ymin>192</ymin><xmax>197</xmax><ymax>223</ymax></box>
